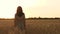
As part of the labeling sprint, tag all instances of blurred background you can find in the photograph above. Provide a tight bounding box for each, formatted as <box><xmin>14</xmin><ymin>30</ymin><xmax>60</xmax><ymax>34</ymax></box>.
<box><xmin>0</xmin><ymin>0</ymin><xmax>60</xmax><ymax>18</ymax></box>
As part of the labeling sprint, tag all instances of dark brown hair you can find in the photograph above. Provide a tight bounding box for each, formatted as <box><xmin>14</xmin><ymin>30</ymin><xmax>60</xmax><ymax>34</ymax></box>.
<box><xmin>17</xmin><ymin>6</ymin><xmax>23</xmax><ymax>13</ymax></box>
<box><xmin>16</xmin><ymin>6</ymin><xmax>24</xmax><ymax>17</ymax></box>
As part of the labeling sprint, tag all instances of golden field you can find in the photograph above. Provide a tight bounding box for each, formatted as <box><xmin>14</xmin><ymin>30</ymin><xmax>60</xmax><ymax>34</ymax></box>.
<box><xmin>0</xmin><ymin>19</ymin><xmax>60</xmax><ymax>34</ymax></box>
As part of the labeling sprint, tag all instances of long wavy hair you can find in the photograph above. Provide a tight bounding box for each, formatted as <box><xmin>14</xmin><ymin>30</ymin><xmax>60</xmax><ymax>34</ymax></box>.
<box><xmin>16</xmin><ymin>6</ymin><xmax>24</xmax><ymax>17</ymax></box>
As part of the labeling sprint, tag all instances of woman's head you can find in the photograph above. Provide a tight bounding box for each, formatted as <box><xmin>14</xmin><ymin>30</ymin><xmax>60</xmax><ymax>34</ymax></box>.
<box><xmin>17</xmin><ymin>6</ymin><xmax>23</xmax><ymax>13</ymax></box>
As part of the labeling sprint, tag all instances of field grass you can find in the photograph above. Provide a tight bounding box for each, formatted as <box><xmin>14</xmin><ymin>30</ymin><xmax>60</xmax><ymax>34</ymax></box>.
<box><xmin>0</xmin><ymin>19</ymin><xmax>60</xmax><ymax>34</ymax></box>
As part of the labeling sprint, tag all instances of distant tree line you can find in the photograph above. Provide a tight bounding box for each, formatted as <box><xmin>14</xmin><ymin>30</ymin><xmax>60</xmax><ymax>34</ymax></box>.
<box><xmin>26</xmin><ymin>17</ymin><xmax>60</xmax><ymax>20</ymax></box>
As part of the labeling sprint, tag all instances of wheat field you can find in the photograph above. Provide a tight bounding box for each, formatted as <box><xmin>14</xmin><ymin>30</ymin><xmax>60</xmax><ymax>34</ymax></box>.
<box><xmin>0</xmin><ymin>19</ymin><xmax>60</xmax><ymax>34</ymax></box>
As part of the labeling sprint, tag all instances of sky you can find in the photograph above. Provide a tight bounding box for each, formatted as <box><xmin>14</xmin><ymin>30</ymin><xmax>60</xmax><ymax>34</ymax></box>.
<box><xmin>0</xmin><ymin>0</ymin><xmax>60</xmax><ymax>18</ymax></box>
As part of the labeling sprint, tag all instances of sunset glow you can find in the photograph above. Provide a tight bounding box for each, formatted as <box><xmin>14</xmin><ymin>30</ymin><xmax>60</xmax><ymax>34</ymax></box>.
<box><xmin>0</xmin><ymin>0</ymin><xmax>60</xmax><ymax>18</ymax></box>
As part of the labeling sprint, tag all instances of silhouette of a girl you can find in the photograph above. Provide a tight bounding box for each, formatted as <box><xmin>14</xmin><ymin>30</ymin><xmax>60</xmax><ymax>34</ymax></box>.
<box><xmin>14</xmin><ymin>6</ymin><xmax>25</xmax><ymax>31</ymax></box>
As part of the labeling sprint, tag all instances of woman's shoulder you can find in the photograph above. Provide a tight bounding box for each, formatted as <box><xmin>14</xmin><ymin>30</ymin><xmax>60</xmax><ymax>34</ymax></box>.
<box><xmin>15</xmin><ymin>12</ymin><xmax>24</xmax><ymax>16</ymax></box>
<box><xmin>15</xmin><ymin>13</ymin><xmax>25</xmax><ymax>18</ymax></box>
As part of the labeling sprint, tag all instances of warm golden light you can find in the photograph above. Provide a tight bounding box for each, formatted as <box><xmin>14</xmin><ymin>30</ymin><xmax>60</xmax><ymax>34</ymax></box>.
<box><xmin>0</xmin><ymin>0</ymin><xmax>60</xmax><ymax>18</ymax></box>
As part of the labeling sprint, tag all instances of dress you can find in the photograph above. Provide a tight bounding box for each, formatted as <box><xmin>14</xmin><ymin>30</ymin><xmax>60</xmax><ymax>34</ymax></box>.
<box><xmin>14</xmin><ymin>13</ymin><xmax>25</xmax><ymax>31</ymax></box>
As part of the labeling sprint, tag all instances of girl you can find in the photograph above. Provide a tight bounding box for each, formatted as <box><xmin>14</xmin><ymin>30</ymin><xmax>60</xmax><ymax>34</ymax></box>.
<box><xmin>14</xmin><ymin>6</ymin><xmax>26</xmax><ymax>34</ymax></box>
